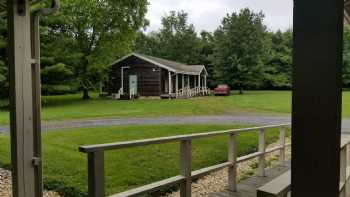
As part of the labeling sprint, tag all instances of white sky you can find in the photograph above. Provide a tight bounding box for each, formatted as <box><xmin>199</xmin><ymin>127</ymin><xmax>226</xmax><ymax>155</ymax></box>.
<box><xmin>145</xmin><ymin>0</ymin><xmax>293</xmax><ymax>33</ymax></box>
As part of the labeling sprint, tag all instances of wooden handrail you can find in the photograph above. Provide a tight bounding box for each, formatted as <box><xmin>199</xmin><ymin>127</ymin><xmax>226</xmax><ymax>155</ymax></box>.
<box><xmin>79</xmin><ymin>124</ymin><xmax>290</xmax><ymax>153</ymax></box>
<box><xmin>257</xmin><ymin>134</ymin><xmax>350</xmax><ymax>197</ymax></box>
<box><xmin>79</xmin><ymin>124</ymin><xmax>291</xmax><ymax>197</ymax></box>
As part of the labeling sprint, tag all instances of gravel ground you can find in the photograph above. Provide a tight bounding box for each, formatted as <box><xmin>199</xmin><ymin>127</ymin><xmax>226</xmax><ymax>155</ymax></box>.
<box><xmin>165</xmin><ymin>139</ymin><xmax>292</xmax><ymax>197</ymax></box>
<box><xmin>0</xmin><ymin>169</ymin><xmax>61</xmax><ymax>197</ymax></box>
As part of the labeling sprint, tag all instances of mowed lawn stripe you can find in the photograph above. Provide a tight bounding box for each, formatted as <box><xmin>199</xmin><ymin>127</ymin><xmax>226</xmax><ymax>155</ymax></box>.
<box><xmin>0</xmin><ymin>124</ymin><xmax>286</xmax><ymax>196</ymax></box>
<box><xmin>0</xmin><ymin>91</ymin><xmax>291</xmax><ymax>125</ymax></box>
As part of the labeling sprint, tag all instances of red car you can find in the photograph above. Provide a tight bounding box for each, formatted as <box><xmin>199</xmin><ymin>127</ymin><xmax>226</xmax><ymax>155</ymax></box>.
<box><xmin>214</xmin><ymin>84</ymin><xmax>231</xmax><ymax>96</ymax></box>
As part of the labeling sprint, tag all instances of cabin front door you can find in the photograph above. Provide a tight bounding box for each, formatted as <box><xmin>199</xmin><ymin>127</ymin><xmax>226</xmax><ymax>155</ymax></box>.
<box><xmin>129</xmin><ymin>75</ymin><xmax>138</xmax><ymax>96</ymax></box>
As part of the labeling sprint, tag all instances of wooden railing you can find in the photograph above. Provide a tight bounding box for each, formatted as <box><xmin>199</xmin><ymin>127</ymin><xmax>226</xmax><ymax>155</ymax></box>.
<box><xmin>176</xmin><ymin>87</ymin><xmax>210</xmax><ymax>98</ymax></box>
<box><xmin>79</xmin><ymin>124</ymin><xmax>291</xmax><ymax>197</ymax></box>
<box><xmin>257</xmin><ymin>134</ymin><xmax>350</xmax><ymax>197</ymax></box>
<box><xmin>339</xmin><ymin>135</ymin><xmax>350</xmax><ymax>197</ymax></box>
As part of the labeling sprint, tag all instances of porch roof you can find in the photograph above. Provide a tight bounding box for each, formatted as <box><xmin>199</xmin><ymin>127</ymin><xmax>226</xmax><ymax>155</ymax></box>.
<box><xmin>110</xmin><ymin>53</ymin><xmax>208</xmax><ymax>76</ymax></box>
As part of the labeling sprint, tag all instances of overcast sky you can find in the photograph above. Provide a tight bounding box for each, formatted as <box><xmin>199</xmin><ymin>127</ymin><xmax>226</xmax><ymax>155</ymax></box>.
<box><xmin>145</xmin><ymin>0</ymin><xmax>293</xmax><ymax>33</ymax></box>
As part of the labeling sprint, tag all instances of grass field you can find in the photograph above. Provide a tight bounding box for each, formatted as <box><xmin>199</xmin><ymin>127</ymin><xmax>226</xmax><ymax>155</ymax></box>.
<box><xmin>0</xmin><ymin>90</ymin><xmax>349</xmax><ymax>125</ymax></box>
<box><xmin>0</xmin><ymin>91</ymin><xmax>290</xmax><ymax>124</ymax></box>
<box><xmin>0</xmin><ymin>124</ymin><xmax>284</xmax><ymax>196</ymax></box>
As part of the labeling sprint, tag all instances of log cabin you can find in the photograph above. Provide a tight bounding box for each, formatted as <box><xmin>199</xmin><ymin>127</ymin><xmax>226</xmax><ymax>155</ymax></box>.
<box><xmin>107</xmin><ymin>53</ymin><xmax>209</xmax><ymax>99</ymax></box>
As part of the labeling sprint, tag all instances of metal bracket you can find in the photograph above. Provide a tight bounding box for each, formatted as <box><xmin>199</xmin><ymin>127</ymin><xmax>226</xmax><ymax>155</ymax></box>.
<box><xmin>32</xmin><ymin>157</ymin><xmax>41</xmax><ymax>166</ymax></box>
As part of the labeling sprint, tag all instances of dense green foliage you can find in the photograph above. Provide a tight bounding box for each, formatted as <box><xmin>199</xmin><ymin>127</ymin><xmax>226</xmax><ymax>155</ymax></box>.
<box><xmin>0</xmin><ymin>0</ymin><xmax>149</xmax><ymax>99</ymax></box>
<box><xmin>0</xmin><ymin>124</ymin><xmax>283</xmax><ymax>196</ymax></box>
<box><xmin>1</xmin><ymin>5</ymin><xmax>350</xmax><ymax>97</ymax></box>
<box><xmin>134</xmin><ymin>9</ymin><xmax>293</xmax><ymax>91</ymax></box>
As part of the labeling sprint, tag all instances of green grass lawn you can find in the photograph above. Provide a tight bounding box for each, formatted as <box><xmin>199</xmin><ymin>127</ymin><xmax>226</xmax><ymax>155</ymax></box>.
<box><xmin>0</xmin><ymin>90</ymin><xmax>348</xmax><ymax>125</ymax></box>
<box><xmin>0</xmin><ymin>124</ymin><xmax>285</xmax><ymax>196</ymax></box>
<box><xmin>0</xmin><ymin>91</ymin><xmax>290</xmax><ymax>124</ymax></box>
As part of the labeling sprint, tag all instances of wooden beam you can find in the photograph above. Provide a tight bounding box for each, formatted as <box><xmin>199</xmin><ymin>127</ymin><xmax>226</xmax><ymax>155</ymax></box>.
<box><xmin>292</xmin><ymin>0</ymin><xmax>343</xmax><ymax>196</ymax></box>
<box><xmin>8</xmin><ymin>0</ymin><xmax>39</xmax><ymax>196</ymax></box>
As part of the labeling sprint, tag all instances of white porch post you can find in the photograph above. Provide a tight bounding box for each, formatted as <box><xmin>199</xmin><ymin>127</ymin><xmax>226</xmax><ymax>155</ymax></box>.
<box><xmin>198</xmin><ymin>75</ymin><xmax>201</xmax><ymax>94</ymax></box>
<box><xmin>168</xmin><ymin>71</ymin><xmax>172</xmax><ymax>95</ymax></box>
<box><xmin>204</xmin><ymin>75</ymin><xmax>207</xmax><ymax>94</ymax></box>
<box><xmin>175</xmin><ymin>74</ymin><xmax>179</xmax><ymax>98</ymax></box>
<box><xmin>187</xmin><ymin>75</ymin><xmax>190</xmax><ymax>88</ymax></box>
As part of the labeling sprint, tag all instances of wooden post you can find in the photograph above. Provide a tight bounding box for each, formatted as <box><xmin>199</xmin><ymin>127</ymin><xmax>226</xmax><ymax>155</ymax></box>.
<box><xmin>228</xmin><ymin>134</ymin><xmax>237</xmax><ymax>191</ymax></box>
<box><xmin>30</xmin><ymin>12</ymin><xmax>43</xmax><ymax>197</ymax></box>
<box><xmin>198</xmin><ymin>75</ymin><xmax>201</xmax><ymax>94</ymax></box>
<box><xmin>340</xmin><ymin>147</ymin><xmax>347</xmax><ymax>197</ymax></box>
<box><xmin>292</xmin><ymin>0</ymin><xmax>343</xmax><ymax>196</ymax></box>
<box><xmin>8</xmin><ymin>0</ymin><xmax>40</xmax><ymax>196</ymax></box>
<box><xmin>187</xmin><ymin>75</ymin><xmax>190</xmax><ymax>88</ymax></box>
<box><xmin>180</xmin><ymin>140</ymin><xmax>192</xmax><ymax>197</ymax></box>
<box><xmin>346</xmin><ymin>145</ymin><xmax>350</xmax><ymax>197</ymax></box>
<box><xmin>279</xmin><ymin>127</ymin><xmax>286</xmax><ymax>165</ymax></box>
<box><xmin>168</xmin><ymin>71</ymin><xmax>172</xmax><ymax>95</ymax></box>
<box><xmin>88</xmin><ymin>151</ymin><xmax>105</xmax><ymax>197</ymax></box>
<box><xmin>204</xmin><ymin>75</ymin><xmax>208</xmax><ymax>94</ymax></box>
<box><xmin>258</xmin><ymin>129</ymin><xmax>266</xmax><ymax>177</ymax></box>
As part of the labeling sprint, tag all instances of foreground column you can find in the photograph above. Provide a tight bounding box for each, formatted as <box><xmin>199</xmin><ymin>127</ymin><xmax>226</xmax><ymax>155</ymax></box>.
<box><xmin>292</xmin><ymin>0</ymin><xmax>343</xmax><ymax>196</ymax></box>
<box><xmin>8</xmin><ymin>0</ymin><xmax>41</xmax><ymax>196</ymax></box>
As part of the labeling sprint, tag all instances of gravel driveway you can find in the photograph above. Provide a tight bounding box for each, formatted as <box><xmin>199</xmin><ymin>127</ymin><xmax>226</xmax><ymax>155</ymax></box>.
<box><xmin>0</xmin><ymin>114</ymin><xmax>350</xmax><ymax>133</ymax></box>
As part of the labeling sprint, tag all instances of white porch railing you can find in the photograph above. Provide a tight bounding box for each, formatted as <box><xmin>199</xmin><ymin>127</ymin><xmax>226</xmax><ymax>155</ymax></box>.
<box><xmin>175</xmin><ymin>87</ymin><xmax>210</xmax><ymax>98</ymax></box>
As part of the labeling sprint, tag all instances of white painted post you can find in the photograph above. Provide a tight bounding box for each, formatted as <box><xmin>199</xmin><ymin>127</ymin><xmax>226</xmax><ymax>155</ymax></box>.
<box><xmin>187</xmin><ymin>75</ymin><xmax>190</xmax><ymax>88</ymax></box>
<box><xmin>198</xmin><ymin>75</ymin><xmax>201</xmax><ymax>95</ymax></box>
<box><xmin>258</xmin><ymin>129</ymin><xmax>266</xmax><ymax>177</ymax></box>
<box><xmin>228</xmin><ymin>134</ymin><xmax>237</xmax><ymax>191</ymax></box>
<box><xmin>204</xmin><ymin>75</ymin><xmax>207</xmax><ymax>94</ymax></box>
<box><xmin>175</xmin><ymin>74</ymin><xmax>179</xmax><ymax>98</ymax></box>
<box><xmin>168</xmin><ymin>71</ymin><xmax>172</xmax><ymax>96</ymax></box>
<box><xmin>279</xmin><ymin>127</ymin><xmax>286</xmax><ymax>165</ymax></box>
<box><xmin>180</xmin><ymin>140</ymin><xmax>192</xmax><ymax>197</ymax></box>
<box><xmin>340</xmin><ymin>147</ymin><xmax>347</xmax><ymax>197</ymax></box>
<box><xmin>121</xmin><ymin>68</ymin><xmax>124</xmax><ymax>95</ymax></box>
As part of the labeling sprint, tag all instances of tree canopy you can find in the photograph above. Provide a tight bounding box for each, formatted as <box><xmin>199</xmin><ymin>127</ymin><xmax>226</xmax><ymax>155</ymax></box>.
<box><xmin>40</xmin><ymin>0</ymin><xmax>149</xmax><ymax>99</ymax></box>
<box><xmin>2</xmin><ymin>5</ymin><xmax>350</xmax><ymax>99</ymax></box>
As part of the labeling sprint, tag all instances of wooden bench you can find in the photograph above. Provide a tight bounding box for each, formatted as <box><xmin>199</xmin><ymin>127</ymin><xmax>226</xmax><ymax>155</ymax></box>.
<box><xmin>257</xmin><ymin>170</ymin><xmax>291</xmax><ymax>197</ymax></box>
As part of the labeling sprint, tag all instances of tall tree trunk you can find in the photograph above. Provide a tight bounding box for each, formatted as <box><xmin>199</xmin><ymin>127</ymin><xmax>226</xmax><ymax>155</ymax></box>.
<box><xmin>82</xmin><ymin>89</ymin><xmax>90</xmax><ymax>100</ymax></box>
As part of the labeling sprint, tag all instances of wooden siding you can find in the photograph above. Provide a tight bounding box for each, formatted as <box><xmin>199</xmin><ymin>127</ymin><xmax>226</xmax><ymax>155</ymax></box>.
<box><xmin>108</xmin><ymin>56</ymin><xmax>162</xmax><ymax>96</ymax></box>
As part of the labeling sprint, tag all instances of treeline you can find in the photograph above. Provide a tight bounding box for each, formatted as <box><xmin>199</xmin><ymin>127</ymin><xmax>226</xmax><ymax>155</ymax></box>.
<box><xmin>0</xmin><ymin>1</ymin><xmax>350</xmax><ymax>98</ymax></box>
<box><xmin>134</xmin><ymin>9</ymin><xmax>293</xmax><ymax>93</ymax></box>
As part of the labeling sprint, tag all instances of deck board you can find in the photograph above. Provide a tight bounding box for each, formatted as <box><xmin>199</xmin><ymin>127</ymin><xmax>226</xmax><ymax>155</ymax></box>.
<box><xmin>209</xmin><ymin>163</ymin><xmax>291</xmax><ymax>197</ymax></box>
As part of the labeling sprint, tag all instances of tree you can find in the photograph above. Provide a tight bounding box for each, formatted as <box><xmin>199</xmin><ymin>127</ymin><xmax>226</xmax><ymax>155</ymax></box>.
<box><xmin>0</xmin><ymin>17</ymin><xmax>7</xmax><ymax>98</ymax></box>
<box><xmin>212</xmin><ymin>8</ymin><xmax>268</xmax><ymax>94</ymax></box>
<box><xmin>344</xmin><ymin>26</ymin><xmax>350</xmax><ymax>88</ymax></box>
<box><xmin>134</xmin><ymin>11</ymin><xmax>201</xmax><ymax>65</ymax></box>
<box><xmin>263</xmin><ymin>30</ymin><xmax>293</xmax><ymax>89</ymax></box>
<box><xmin>43</xmin><ymin>0</ymin><xmax>149</xmax><ymax>99</ymax></box>
<box><xmin>198</xmin><ymin>31</ymin><xmax>215</xmax><ymax>87</ymax></box>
